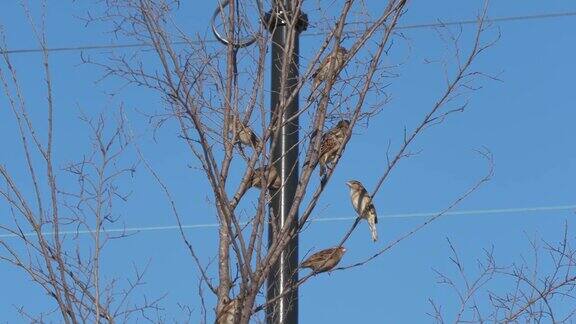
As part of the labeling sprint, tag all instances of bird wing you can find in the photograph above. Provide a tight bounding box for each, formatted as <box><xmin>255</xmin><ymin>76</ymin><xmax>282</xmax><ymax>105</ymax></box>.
<box><xmin>302</xmin><ymin>248</ymin><xmax>334</xmax><ymax>267</ymax></box>
<box><xmin>368</xmin><ymin>204</ymin><xmax>378</xmax><ymax>223</ymax></box>
<box><xmin>313</xmin><ymin>54</ymin><xmax>333</xmax><ymax>80</ymax></box>
<box><xmin>320</xmin><ymin>125</ymin><xmax>344</xmax><ymax>155</ymax></box>
<box><xmin>320</xmin><ymin>134</ymin><xmax>337</xmax><ymax>157</ymax></box>
<box><xmin>358</xmin><ymin>189</ymin><xmax>378</xmax><ymax>221</ymax></box>
<box><xmin>248</xmin><ymin>128</ymin><xmax>260</xmax><ymax>147</ymax></box>
<box><xmin>249</xmin><ymin>168</ymin><xmax>261</xmax><ymax>188</ymax></box>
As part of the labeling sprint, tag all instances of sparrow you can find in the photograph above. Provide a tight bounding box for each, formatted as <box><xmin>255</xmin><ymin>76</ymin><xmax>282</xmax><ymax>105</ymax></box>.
<box><xmin>309</xmin><ymin>46</ymin><xmax>348</xmax><ymax>100</ymax></box>
<box><xmin>318</xmin><ymin>119</ymin><xmax>350</xmax><ymax>177</ymax></box>
<box><xmin>301</xmin><ymin>246</ymin><xmax>346</xmax><ymax>273</ymax></box>
<box><xmin>250</xmin><ymin>166</ymin><xmax>282</xmax><ymax>190</ymax></box>
<box><xmin>216</xmin><ymin>297</ymin><xmax>237</xmax><ymax>324</ymax></box>
<box><xmin>346</xmin><ymin>180</ymin><xmax>378</xmax><ymax>242</ymax></box>
<box><xmin>231</xmin><ymin>115</ymin><xmax>261</xmax><ymax>150</ymax></box>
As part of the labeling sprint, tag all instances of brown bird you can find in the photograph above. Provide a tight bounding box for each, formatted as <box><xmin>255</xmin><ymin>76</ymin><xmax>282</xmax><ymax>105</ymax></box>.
<box><xmin>301</xmin><ymin>246</ymin><xmax>346</xmax><ymax>273</ymax></box>
<box><xmin>231</xmin><ymin>116</ymin><xmax>261</xmax><ymax>150</ymax></box>
<box><xmin>318</xmin><ymin>119</ymin><xmax>350</xmax><ymax>177</ymax></box>
<box><xmin>309</xmin><ymin>46</ymin><xmax>348</xmax><ymax>100</ymax></box>
<box><xmin>346</xmin><ymin>180</ymin><xmax>378</xmax><ymax>242</ymax></box>
<box><xmin>250</xmin><ymin>166</ymin><xmax>282</xmax><ymax>190</ymax></box>
<box><xmin>216</xmin><ymin>297</ymin><xmax>237</xmax><ymax>324</ymax></box>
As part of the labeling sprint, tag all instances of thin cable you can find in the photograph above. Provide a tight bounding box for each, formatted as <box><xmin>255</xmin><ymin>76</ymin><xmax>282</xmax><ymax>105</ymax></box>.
<box><xmin>1</xmin><ymin>11</ymin><xmax>575</xmax><ymax>55</ymax></box>
<box><xmin>397</xmin><ymin>11</ymin><xmax>576</xmax><ymax>29</ymax></box>
<box><xmin>312</xmin><ymin>204</ymin><xmax>576</xmax><ymax>222</ymax></box>
<box><xmin>1</xmin><ymin>204</ymin><xmax>574</xmax><ymax>239</ymax></box>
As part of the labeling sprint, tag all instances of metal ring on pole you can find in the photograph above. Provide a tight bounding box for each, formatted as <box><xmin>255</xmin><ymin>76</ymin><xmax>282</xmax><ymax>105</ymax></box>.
<box><xmin>211</xmin><ymin>0</ymin><xmax>261</xmax><ymax>48</ymax></box>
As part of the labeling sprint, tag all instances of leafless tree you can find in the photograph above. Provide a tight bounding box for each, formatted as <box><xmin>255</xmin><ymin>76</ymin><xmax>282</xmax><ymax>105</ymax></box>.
<box><xmin>0</xmin><ymin>0</ymin><xmax>505</xmax><ymax>323</ymax></box>
<box><xmin>0</xmin><ymin>3</ymin><xmax>162</xmax><ymax>322</ymax></box>
<box><xmin>429</xmin><ymin>222</ymin><xmax>576</xmax><ymax>323</ymax></box>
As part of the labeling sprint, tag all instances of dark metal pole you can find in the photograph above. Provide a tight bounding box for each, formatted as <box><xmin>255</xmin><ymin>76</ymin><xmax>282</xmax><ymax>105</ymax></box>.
<box><xmin>265</xmin><ymin>2</ymin><xmax>307</xmax><ymax>323</ymax></box>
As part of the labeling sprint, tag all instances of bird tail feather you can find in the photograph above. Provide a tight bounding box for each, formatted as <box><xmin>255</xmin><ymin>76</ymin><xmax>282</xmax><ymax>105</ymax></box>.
<box><xmin>369</xmin><ymin>221</ymin><xmax>378</xmax><ymax>242</ymax></box>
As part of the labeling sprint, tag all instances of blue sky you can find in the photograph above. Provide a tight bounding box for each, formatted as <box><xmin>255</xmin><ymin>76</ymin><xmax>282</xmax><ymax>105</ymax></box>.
<box><xmin>1</xmin><ymin>1</ymin><xmax>575</xmax><ymax>322</ymax></box>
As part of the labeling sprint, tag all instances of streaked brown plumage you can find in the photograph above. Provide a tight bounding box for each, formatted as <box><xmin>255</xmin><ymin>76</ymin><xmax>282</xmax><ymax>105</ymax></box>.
<box><xmin>231</xmin><ymin>116</ymin><xmax>261</xmax><ymax>149</ymax></box>
<box><xmin>216</xmin><ymin>297</ymin><xmax>237</xmax><ymax>324</ymax></box>
<box><xmin>309</xmin><ymin>46</ymin><xmax>348</xmax><ymax>100</ymax></box>
<box><xmin>346</xmin><ymin>180</ymin><xmax>378</xmax><ymax>241</ymax></box>
<box><xmin>301</xmin><ymin>246</ymin><xmax>346</xmax><ymax>273</ymax></box>
<box><xmin>250</xmin><ymin>166</ymin><xmax>281</xmax><ymax>190</ymax></box>
<box><xmin>319</xmin><ymin>119</ymin><xmax>350</xmax><ymax>177</ymax></box>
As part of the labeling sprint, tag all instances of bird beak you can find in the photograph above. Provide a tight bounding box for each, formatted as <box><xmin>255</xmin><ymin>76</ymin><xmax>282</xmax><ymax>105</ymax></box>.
<box><xmin>345</xmin><ymin>181</ymin><xmax>353</xmax><ymax>188</ymax></box>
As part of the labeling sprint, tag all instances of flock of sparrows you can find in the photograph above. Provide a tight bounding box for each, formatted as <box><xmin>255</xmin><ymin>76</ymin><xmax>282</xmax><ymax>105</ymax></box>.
<box><xmin>216</xmin><ymin>46</ymin><xmax>378</xmax><ymax>324</ymax></box>
<box><xmin>228</xmin><ymin>46</ymin><xmax>378</xmax><ymax>294</ymax></box>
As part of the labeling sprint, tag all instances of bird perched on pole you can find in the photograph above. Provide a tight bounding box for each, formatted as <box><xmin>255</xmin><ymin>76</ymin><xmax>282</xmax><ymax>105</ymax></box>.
<box><xmin>250</xmin><ymin>166</ymin><xmax>282</xmax><ymax>191</ymax></box>
<box><xmin>308</xmin><ymin>46</ymin><xmax>348</xmax><ymax>101</ymax></box>
<box><xmin>318</xmin><ymin>119</ymin><xmax>350</xmax><ymax>177</ymax></box>
<box><xmin>301</xmin><ymin>246</ymin><xmax>346</xmax><ymax>273</ymax></box>
<box><xmin>346</xmin><ymin>180</ymin><xmax>378</xmax><ymax>241</ymax></box>
<box><xmin>230</xmin><ymin>115</ymin><xmax>262</xmax><ymax>151</ymax></box>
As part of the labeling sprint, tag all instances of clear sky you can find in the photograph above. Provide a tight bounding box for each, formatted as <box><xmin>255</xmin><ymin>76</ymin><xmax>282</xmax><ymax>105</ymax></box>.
<box><xmin>1</xmin><ymin>1</ymin><xmax>575</xmax><ymax>322</ymax></box>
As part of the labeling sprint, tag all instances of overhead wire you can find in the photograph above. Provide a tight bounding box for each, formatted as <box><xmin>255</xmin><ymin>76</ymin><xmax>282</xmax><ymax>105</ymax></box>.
<box><xmin>1</xmin><ymin>11</ymin><xmax>575</xmax><ymax>55</ymax></box>
<box><xmin>0</xmin><ymin>204</ymin><xmax>574</xmax><ymax>239</ymax></box>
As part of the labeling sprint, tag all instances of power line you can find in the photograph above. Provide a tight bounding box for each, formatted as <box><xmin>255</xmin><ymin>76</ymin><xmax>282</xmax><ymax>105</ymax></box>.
<box><xmin>1</xmin><ymin>11</ymin><xmax>575</xmax><ymax>55</ymax></box>
<box><xmin>396</xmin><ymin>11</ymin><xmax>576</xmax><ymax>30</ymax></box>
<box><xmin>1</xmin><ymin>204</ymin><xmax>574</xmax><ymax>239</ymax></box>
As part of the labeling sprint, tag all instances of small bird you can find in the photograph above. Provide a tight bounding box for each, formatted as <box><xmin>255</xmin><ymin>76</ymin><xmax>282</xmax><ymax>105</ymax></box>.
<box><xmin>231</xmin><ymin>116</ymin><xmax>261</xmax><ymax>150</ymax></box>
<box><xmin>250</xmin><ymin>166</ymin><xmax>282</xmax><ymax>190</ymax></box>
<box><xmin>346</xmin><ymin>180</ymin><xmax>378</xmax><ymax>241</ymax></box>
<box><xmin>301</xmin><ymin>246</ymin><xmax>346</xmax><ymax>273</ymax></box>
<box><xmin>216</xmin><ymin>297</ymin><xmax>237</xmax><ymax>324</ymax></box>
<box><xmin>318</xmin><ymin>119</ymin><xmax>350</xmax><ymax>177</ymax></box>
<box><xmin>308</xmin><ymin>46</ymin><xmax>348</xmax><ymax>101</ymax></box>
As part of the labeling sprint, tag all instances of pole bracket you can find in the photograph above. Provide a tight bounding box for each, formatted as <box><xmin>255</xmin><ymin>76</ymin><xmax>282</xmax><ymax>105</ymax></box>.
<box><xmin>263</xmin><ymin>8</ymin><xmax>309</xmax><ymax>32</ymax></box>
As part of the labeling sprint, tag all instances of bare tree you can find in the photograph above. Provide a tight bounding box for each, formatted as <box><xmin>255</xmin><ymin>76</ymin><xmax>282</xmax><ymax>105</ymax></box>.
<box><xmin>86</xmin><ymin>0</ymin><xmax>497</xmax><ymax>322</ymax></box>
<box><xmin>429</xmin><ymin>222</ymin><xmax>576</xmax><ymax>323</ymax></box>
<box><xmin>0</xmin><ymin>3</ymin><xmax>162</xmax><ymax>321</ymax></box>
<box><xmin>0</xmin><ymin>0</ymin><xmax>502</xmax><ymax>323</ymax></box>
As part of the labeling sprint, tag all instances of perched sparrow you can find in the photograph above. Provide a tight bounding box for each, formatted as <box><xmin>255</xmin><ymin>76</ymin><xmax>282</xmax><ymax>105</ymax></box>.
<box><xmin>250</xmin><ymin>166</ymin><xmax>282</xmax><ymax>190</ymax></box>
<box><xmin>309</xmin><ymin>46</ymin><xmax>348</xmax><ymax>100</ymax></box>
<box><xmin>301</xmin><ymin>246</ymin><xmax>346</xmax><ymax>273</ymax></box>
<box><xmin>318</xmin><ymin>119</ymin><xmax>351</xmax><ymax>177</ymax></box>
<box><xmin>346</xmin><ymin>180</ymin><xmax>378</xmax><ymax>242</ymax></box>
<box><xmin>216</xmin><ymin>297</ymin><xmax>237</xmax><ymax>324</ymax></box>
<box><xmin>231</xmin><ymin>116</ymin><xmax>261</xmax><ymax>150</ymax></box>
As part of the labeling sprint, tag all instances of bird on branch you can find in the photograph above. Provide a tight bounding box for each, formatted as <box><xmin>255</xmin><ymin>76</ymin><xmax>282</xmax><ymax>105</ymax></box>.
<box><xmin>307</xmin><ymin>46</ymin><xmax>348</xmax><ymax>102</ymax></box>
<box><xmin>301</xmin><ymin>246</ymin><xmax>346</xmax><ymax>273</ymax></box>
<box><xmin>318</xmin><ymin>119</ymin><xmax>350</xmax><ymax>178</ymax></box>
<box><xmin>249</xmin><ymin>166</ymin><xmax>282</xmax><ymax>191</ymax></box>
<box><xmin>346</xmin><ymin>180</ymin><xmax>378</xmax><ymax>242</ymax></box>
<box><xmin>230</xmin><ymin>115</ymin><xmax>262</xmax><ymax>151</ymax></box>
